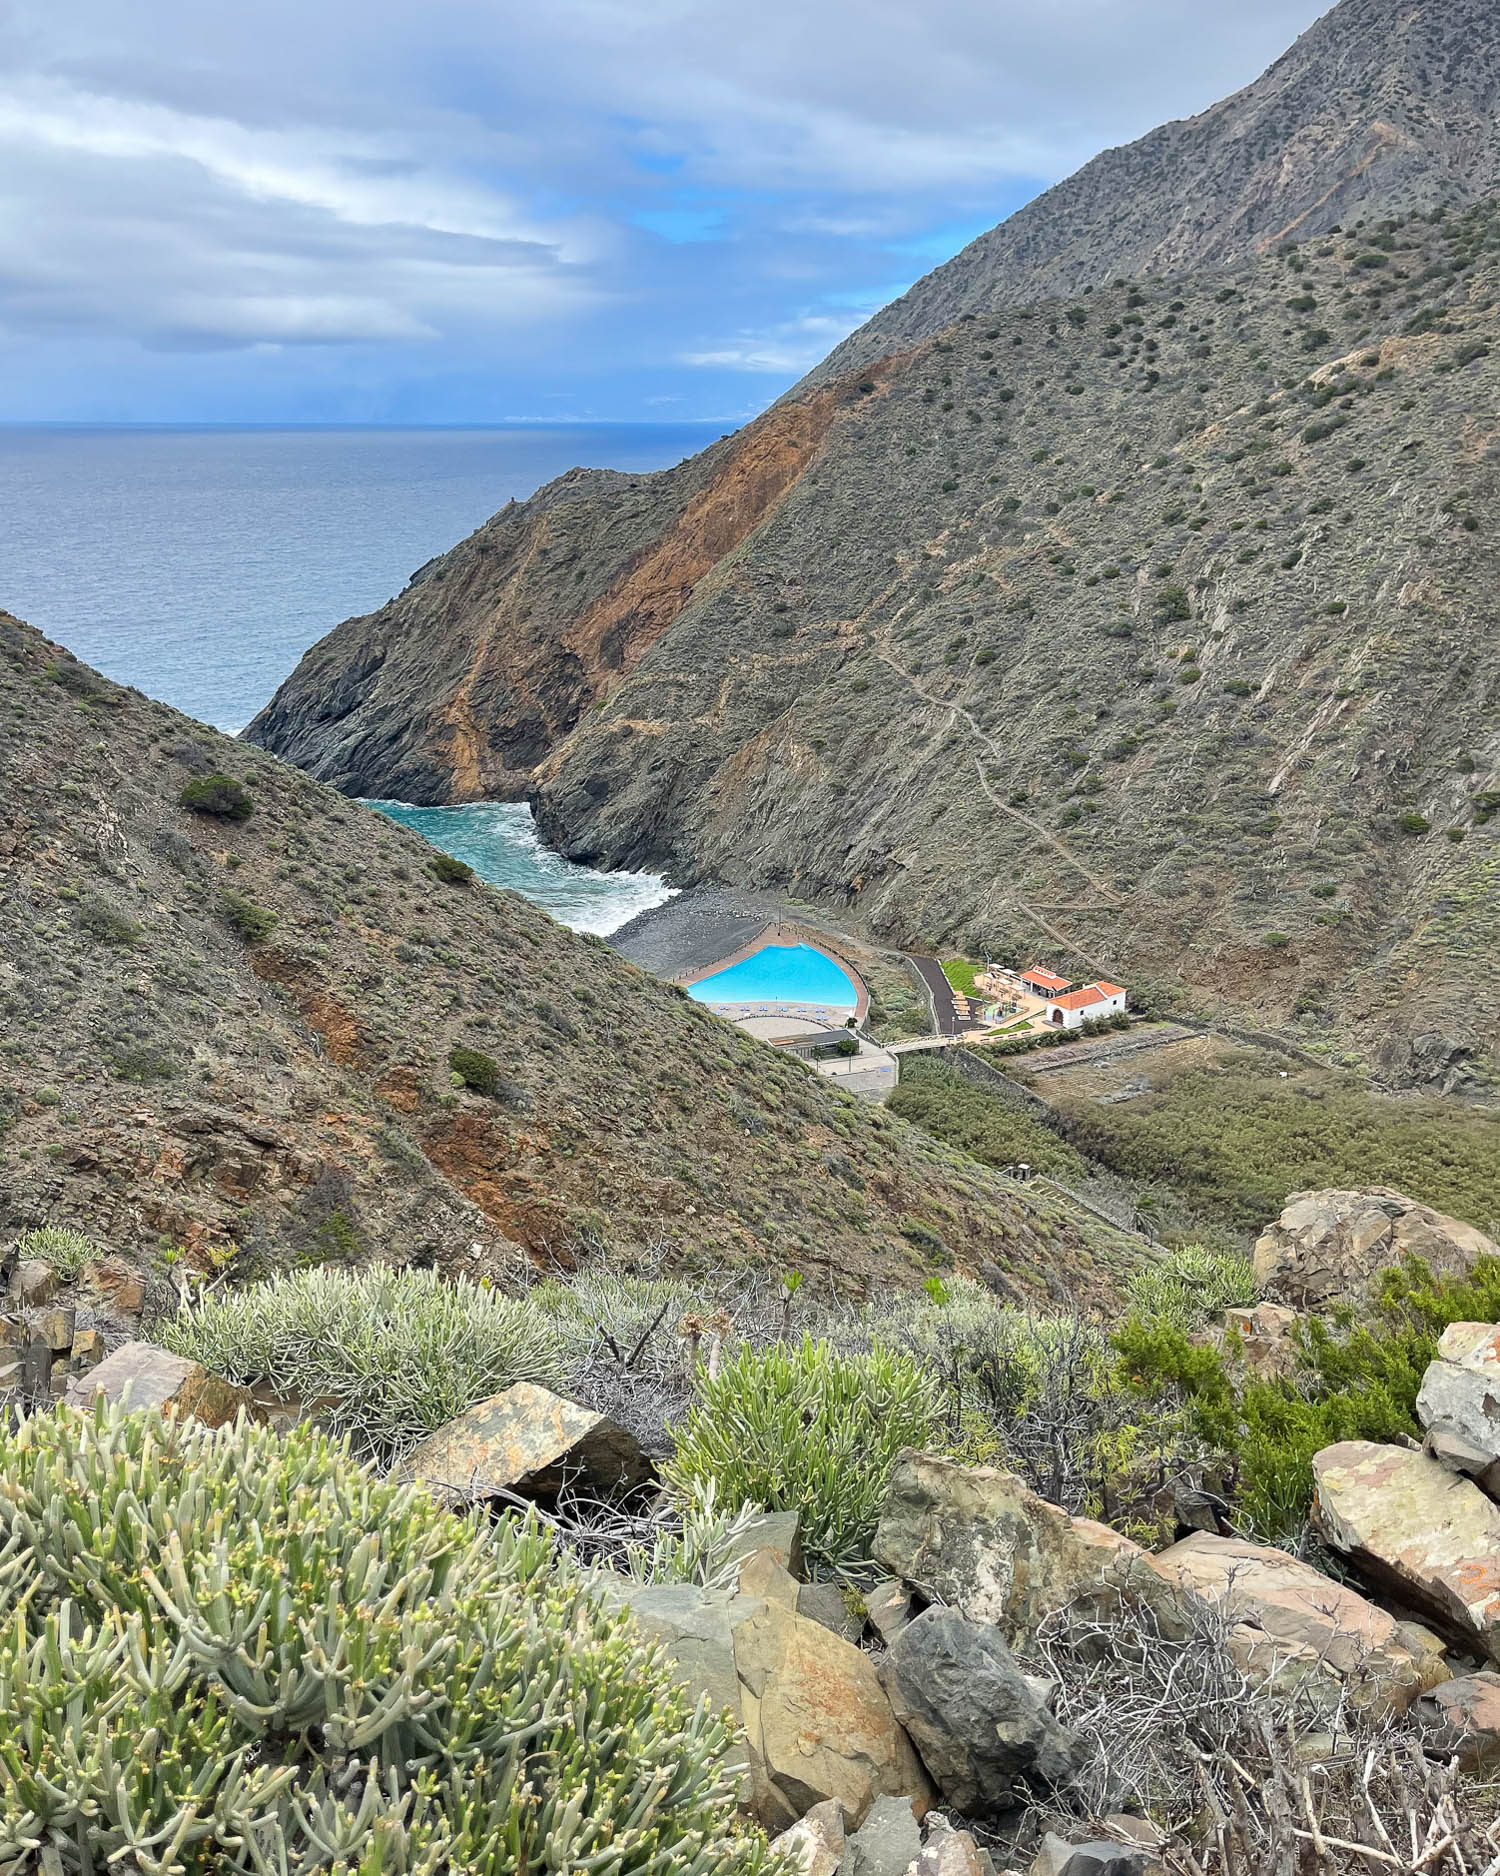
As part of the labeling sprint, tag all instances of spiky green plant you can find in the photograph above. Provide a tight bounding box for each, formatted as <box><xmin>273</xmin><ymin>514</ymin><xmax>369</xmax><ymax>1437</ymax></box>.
<box><xmin>666</xmin><ymin>1337</ymin><xmax>938</xmax><ymax>1571</ymax></box>
<box><xmin>0</xmin><ymin>1402</ymin><xmax>778</xmax><ymax>1876</ymax></box>
<box><xmin>1125</xmin><ymin>1242</ymin><xmax>1258</xmax><ymax>1330</ymax></box>
<box><xmin>12</xmin><ymin>1226</ymin><xmax>96</xmax><ymax>1280</ymax></box>
<box><xmin>157</xmin><ymin>1265</ymin><xmax>568</xmax><ymax>1466</ymax></box>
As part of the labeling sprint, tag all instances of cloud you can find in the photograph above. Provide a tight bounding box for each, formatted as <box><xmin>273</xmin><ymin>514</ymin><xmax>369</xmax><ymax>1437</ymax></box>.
<box><xmin>0</xmin><ymin>0</ymin><xmax>1331</xmax><ymax>416</ymax></box>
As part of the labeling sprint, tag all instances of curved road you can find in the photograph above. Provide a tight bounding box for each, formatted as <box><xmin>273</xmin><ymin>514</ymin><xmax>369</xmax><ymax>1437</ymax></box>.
<box><xmin>908</xmin><ymin>955</ymin><xmax>960</xmax><ymax>1038</ymax></box>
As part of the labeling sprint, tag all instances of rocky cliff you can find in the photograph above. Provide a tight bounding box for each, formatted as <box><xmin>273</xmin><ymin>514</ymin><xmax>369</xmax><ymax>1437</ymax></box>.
<box><xmin>0</xmin><ymin>614</ymin><xmax>1133</xmax><ymax>1295</ymax></box>
<box><xmin>246</xmin><ymin>0</ymin><xmax>1500</xmax><ymax>1088</ymax></box>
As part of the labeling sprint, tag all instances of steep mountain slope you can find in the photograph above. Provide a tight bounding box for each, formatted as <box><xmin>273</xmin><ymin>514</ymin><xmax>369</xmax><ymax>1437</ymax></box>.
<box><xmin>809</xmin><ymin>0</ymin><xmax>1500</xmax><ymax>384</ymax></box>
<box><xmin>0</xmin><ymin>614</ymin><xmax>1128</xmax><ymax>1297</ymax></box>
<box><xmin>251</xmin><ymin>200</ymin><xmax>1500</xmax><ymax>1086</ymax></box>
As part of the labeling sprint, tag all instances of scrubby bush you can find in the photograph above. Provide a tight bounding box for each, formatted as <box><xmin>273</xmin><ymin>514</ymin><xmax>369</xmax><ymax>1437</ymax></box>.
<box><xmin>887</xmin><ymin>1057</ymin><xmax>1086</xmax><ymax>1179</ymax></box>
<box><xmin>159</xmin><ymin>1265</ymin><xmax>567</xmax><ymax>1465</ymax></box>
<box><xmin>1124</xmin><ymin>1242</ymin><xmax>1257</xmax><ymax>1331</ymax></box>
<box><xmin>667</xmin><ymin>1337</ymin><xmax>937</xmax><ymax>1569</ymax></box>
<box><xmin>77</xmin><ymin>897</ymin><xmax>141</xmax><ymax>945</ymax></box>
<box><xmin>179</xmin><ymin>772</ymin><xmax>254</xmax><ymax>821</ymax></box>
<box><xmin>0</xmin><ymin>1404</ymin><xmax>772</xmax><ymax>1876</ymax></box>
<box><xmin>428</xmin><ymin>850</ymin><xmax>474</xmax><ymax>885</ymax></box>
<box><xmin>449</xmin><ymin>1042</ymin><xmax>503</xmax><ymax>1094</ymax></box>
<box><xmin>11</xmin><ymin>1226</ymin><xmax>96</xmax><ymax>1280</ymax></box>
<box><xmin>219</xmin><ymin>889</ymin><xmax>277</xmax><ymax>942</ymax></box>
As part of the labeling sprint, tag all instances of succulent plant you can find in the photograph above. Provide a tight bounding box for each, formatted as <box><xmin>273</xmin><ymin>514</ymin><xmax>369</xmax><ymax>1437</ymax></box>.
<box><xmin>0</xmin><ymin>1402</ymin><xmax>778</xmax><ymax>1876</ymax></box>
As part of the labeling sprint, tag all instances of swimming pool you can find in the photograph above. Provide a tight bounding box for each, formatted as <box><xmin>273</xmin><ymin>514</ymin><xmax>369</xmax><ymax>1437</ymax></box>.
<box><xmin>687</xmin><ymin>942</ymin><xmax>860</xmax><ymax>1011</ymax></box>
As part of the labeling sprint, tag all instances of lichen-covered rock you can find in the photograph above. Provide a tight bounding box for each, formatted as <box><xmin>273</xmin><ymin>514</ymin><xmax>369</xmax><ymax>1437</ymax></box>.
<box><xmin>603</xmin><ymin>1570</ymin><xmax>933</xmax><ymax>1833</ymax></box>
<box><xmin>1417</xmin><ymin>1322</ymin><xmax>1500</xmax><ymax>1497</ymax></box>
<box><xmin>879</xmin><ymin>1609</ymin><xmax>1083</xmax><ymax>1816</ymax></box>
<box><xmin>1150</xmin><ymin>1531</ymin><xmax>1445</xmax><ymax>1714</ymax></box>
<box><xmin>1254</xmin><ymin>1189</ymin><xmax>1496</xmax><ymax>1312</ymax></box>
<box><xmin>1414</xmin><ymin>1671</ymin><xmax>1500</xmax><ymax>1770</ymax></box>
<box><xmin>873</xmin><ymin>1451</ymin><xmax>1192</xmax><ymax>1643</ymax></box>
<box><xmin>403</xmin><ymin>1381</ymin><xmax>652</xmax><ymax>1505</ymax></box>
<box><xmin>768</xmin><ymin>1799</ymin><xmax>845</xmax><ymax>1876</ymax></box>
<box><xmin>733</xmin><ymin>1592</ymin><xmax>934</xmax><ymax>1832</ymax></box>
<box><xmin>1220</xmin><ymin>1302</ymin><xmax>1300</xmax><ymax>1378</ymax></box>
<box><xmin>63</xmin><ymin>1339</ymin><xmax>250</xmax><ymax>1427</ymax></box>
<box><xmin>1311</xmin><ymin>1441</ymin><xmax>1500</xmax><ymax>1661</ymax></box>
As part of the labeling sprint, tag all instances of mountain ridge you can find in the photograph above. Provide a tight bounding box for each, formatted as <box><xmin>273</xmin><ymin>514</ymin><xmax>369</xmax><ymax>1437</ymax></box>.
<box><xmin>245</xmin><ymin>0</ymin><xmax>1500</xmax><ymax>1088</ymax></box>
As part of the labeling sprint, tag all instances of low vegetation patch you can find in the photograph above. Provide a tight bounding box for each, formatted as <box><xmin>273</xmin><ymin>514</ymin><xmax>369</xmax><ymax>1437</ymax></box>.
<box><xmin>887</xmin><ymin>1055</ymin><xmax>1087</xmax><ymax>1180</ymax></box>
<box><xmin>667</xmin><ymin>1337</ymin><xmax>937</xmax><ymax>1570</ymax></box>
<box><xmin>0</xmin><ymin>1404</ymin><xmax>771</xmax><ymax>1876</ymax></box>
<box><xmin>178</xmin><ymin>772</ymin><xmax>254</xmax><ymax>821</ymax></box>
<box><xmin>10</xmin><ymin>1226</ymin><xmax>97</xmax><ymax>1280</ymax></box>
<box><xmin>160</xmin><ymin>1265</ymin><xmax>567</xmax><ymax>1465</ymax></box>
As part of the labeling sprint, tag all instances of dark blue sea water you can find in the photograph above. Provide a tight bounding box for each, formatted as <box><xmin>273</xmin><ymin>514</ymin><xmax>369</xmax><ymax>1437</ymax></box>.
<box><xmin>0</xmin><ymin>423</ymin><xmax>703</xmax><ymax>928</ymax></box>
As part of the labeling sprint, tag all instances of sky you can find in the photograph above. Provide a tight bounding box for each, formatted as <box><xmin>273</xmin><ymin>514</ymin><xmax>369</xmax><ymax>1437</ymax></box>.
<box><xmin>0</xmin><ymin>0</ymin><xmax>1333</xmax><ymax>425</ymax></box>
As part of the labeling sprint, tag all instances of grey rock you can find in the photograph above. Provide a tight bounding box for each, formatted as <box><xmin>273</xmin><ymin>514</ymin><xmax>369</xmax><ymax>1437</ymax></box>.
<box><xmin>911</xmin><ymin>1815</ymin><xmax>990</xmax><ymax>1876</ymax></box>
<box><xmin>838</xmin><ymin>1794</ymin><xmax>921</xmax><ymax>1876</ymax></box>
<box><xmin>725</xmin><ymin>1508</ymin><xmax>803</xmax><ymax>1579</ymax></box>
<box><xmin>880</xmin><ymin>1608</ymin><xmax>1083</xmax><ymax>1816</ymax></box>
<box><xmin>770</xmin><ymin>1799</ymin><xmax>846</xmax><ymax>1876</ymax></box>
<box><xmin>1417</xmin><ymin>1322</ymin><xmax>1500</xmax><ymax>1497</ymax></box>
<box><xmin>64</xmin><ymin>1340</ymin><xmax>252</xmax><ymax>1427</ymax></box>
<box><xmin>36</xmin><ymin>1306</ymin><xmax>75</xmax><ymax>1353</ymax></box>
<box><xmin>865</xmin><ymin>1577</ymin><xmax>916</xmax><ymax>1645</ymax></box>
<box><xmin>1031</xmin><ymin>1837</ymin><xmax>1164</xmax><ymax>1876</ymax></box>
<box><xmin>799</xmin><ymin>1580</ymin><xmax>866</xmax><ymax>1644</ymax></box>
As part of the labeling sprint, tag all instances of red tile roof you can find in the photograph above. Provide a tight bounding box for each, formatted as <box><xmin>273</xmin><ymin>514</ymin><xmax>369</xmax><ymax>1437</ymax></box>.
<box><xmin>1094</xmin><ymin>982</ymin><xmax>1126</xmax><ymax>996</ymax></box>
<box><xmin>1022</xmin><ymin>966</ymin><xmax>1072</xmax><ymax>992</ymax></box>
<box><xmin>1050</xmin><ymin>985</ymin><xmax>1113</xmax><ymax>1012</ymax></box>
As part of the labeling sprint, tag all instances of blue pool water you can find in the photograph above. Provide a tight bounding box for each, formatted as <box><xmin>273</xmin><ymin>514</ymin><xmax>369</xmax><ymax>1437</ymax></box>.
<box><xmin>688</xmin><ymin>943</ymin><xmax>859</xmax><ymax>1009</ymax></box>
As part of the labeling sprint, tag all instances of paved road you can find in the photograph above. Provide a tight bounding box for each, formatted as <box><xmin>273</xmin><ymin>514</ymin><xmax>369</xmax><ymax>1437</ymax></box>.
<box><xmin>908</xmin><ymin>956</ymin><xmax>959</xmax><ymax>1038</ymax></box>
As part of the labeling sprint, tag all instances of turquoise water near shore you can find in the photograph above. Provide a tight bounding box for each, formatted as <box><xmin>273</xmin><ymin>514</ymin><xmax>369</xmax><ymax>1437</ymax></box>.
<box><xmin>0</xmin><ymin>422</ymin><xmax>704</xmax><ymax>929</ymax></box>
<box><xmin>372</xmin><ymin>801</ymin><xmax>672</xmax><ymax>936</ymax></box>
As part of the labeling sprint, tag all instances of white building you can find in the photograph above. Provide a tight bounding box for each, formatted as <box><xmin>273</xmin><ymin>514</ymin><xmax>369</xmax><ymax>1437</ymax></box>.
<box><xmin>1044</xmin><ymin>981</ymin><xmax>1128</xmax><ymax>1030</ymax></box>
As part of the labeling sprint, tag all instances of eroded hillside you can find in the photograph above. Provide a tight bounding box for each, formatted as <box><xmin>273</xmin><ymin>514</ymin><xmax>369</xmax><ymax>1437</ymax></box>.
<box><xmin>0</xmin><ymin>614</ymin><xmax>1128</xmax><ymax>1296</ymax></box>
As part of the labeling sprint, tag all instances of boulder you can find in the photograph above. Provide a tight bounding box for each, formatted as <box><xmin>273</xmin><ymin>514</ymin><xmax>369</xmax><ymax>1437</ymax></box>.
<box><xmin>725</xmin><ymin>1509</ymin><xmax>804</xmax><ymax>1579</ymax></box>
<box><xmin>403</xmin><ymin>1382</ymin><xmax>652</xmax><ymax>1506</ymax></box>
<box><xmin>864</xmin><ymin>1578</ymin><xmax>916</xmax><ymax>1646</ymax></box>
<box><xmin>1417</xmin><ymin>1322</ymin><xmax>1500</xmax><ymax>1496</ymax></box>
<box><xmin>10</xmin><ymin>1260</ymin><xmax>56</xmax><ymax>1307</ymax></box>
<box><xmin>838</xmin><ymin>1794</ymin><xmax>921</xmax><ymax>1876</ymax></box>
<box><xmin>1311</xmin><ymin>1441</ymin><xmax>1500</xmax><ymax>1661</ymax></box>
<box><xmin>1031</xmin><ymin>1839</ymin><xmax>1163</xmax><ymax>1876</ymax></box>
<box><xmin>799</xmin><ymin>1580</ymin><xmax>867</xmax><ymax>1644</ymax></box>
<box><xmin>63</xmin><ymin>1340</ymin><xmax>251</xmax><ymax>1428</ymax></box>
<box><xmin>1414</xmin><ymin>1671</ymin><xmax>1500</xmax><ymax>1770</ymax></box>
<box><xmin>879</xmin><ymin>1609</ymin><xmax>1083</xmax><ymax>1817</ymax></box>
<box><xmin>1150</xmin><ymin>1531</ymin><xmax>1445</xmax><ymax>1714</ymax></box>
<box><xmin>1254</xmin><ymin>1188</ymin><xmax>1496</xmax><ymax>1312</ymax></box>
<box><xmin>36</xmin><ymin>1306</ymin><xmax>76</xmax><ymax>1353</ymax></box>
<box><xmin>910</xmin><ymin>1815</ymin><xmax>991</xmax><ymax>1876</ymax></box>
<box><xmin>770</xmin><ymin>1799</ymin><xmax>845</xmax><ymax>1876</ymax></box>
<box><xmin>734</xmin><ymin>1591</ymin><xmax>934</xmax><ymax>1831</ymax></box>
<box><xmin>873</xmin><ymin>1451</ymin><xmax>1192</xmax><ymax>1644</ymax></box>
<box><xmin>603</xmin><ymin>1572</ymin><xmax>932</xmax><ymax>1833</ymax></box>
<box><xmin>78</xmin><ymin>1258</ymin><xmax>146</xmax><ymax>1316</ymax></box>
<box><xmin>1221</xmin><ymin>1302</ymin><xmax>1300</xmax><ymax>1378</ymax></box>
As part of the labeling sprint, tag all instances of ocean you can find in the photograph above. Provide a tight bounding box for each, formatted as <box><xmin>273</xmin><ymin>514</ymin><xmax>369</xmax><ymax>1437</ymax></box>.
<box><xmin>0</xmin><ymin>422</ymin><xmax>703</xmax><ymax>930</ymax></box>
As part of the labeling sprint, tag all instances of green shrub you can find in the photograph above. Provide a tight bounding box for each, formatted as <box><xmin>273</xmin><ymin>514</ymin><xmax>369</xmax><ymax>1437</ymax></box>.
<box><xmin>77</xmin><ymin>898</ymin><xmax>141</xmax><ymax>946</ymax></box>
<box><xmin>1397</xmin><ymin>812</ymin><xmax>1431</xmax><ymax>835</ymax></box>
<box><xmin>429</xmin><ymin>850</ymin><xmax>475</xmax><ymax>885</ymax></box>
<box><xmin>179</xmin><ymin>772</ymin><xmax>254</xmax><ymax>821</ymax></box>
<box><xmin>12</xmin><ymin>1226</ymin><xmax>96</xmax><ymax>1280</ymax></box>
<box><xmin>219</xmin><ymin>890</ymin><xmax>277</xmax><ymax>942</ymax></box>
<box><xmin>887</xmin><ymin>1056</ymin><xmax>1087</xmax><ymax>1179</ymax></box>
<box><xmin>159</xmin><ymin>1265</ymin><xmax>568</xmax><ymax>1465</ymax></box>
<box><xmin>107</xmin><ymin>1043</ymin><xmax>176</xmax><ymax>1082</ymax></box>
<box><xmin>667</xmin><ymin>1338</ymin><xmax>937</xmax><ymax>1569</ymax></box>
<box><xmin>0</xmin><ymin>1404</ymin><xmax>771</xmax><ymax>1876</ymax></box>
<box><xmin>1125</xmin><ymin>1243</ymin><xmax>1257</xmax><ymax>1331</ymax></box>
<box><xmin>1262</xmin><ymin>931</ymin><xmax>1291</xmax><ymax>949</ymax></box>
<box><xmin>450</xmin><ymin>1043</ymin><xmax>503</xmax><ymax>1094</ymax></box>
